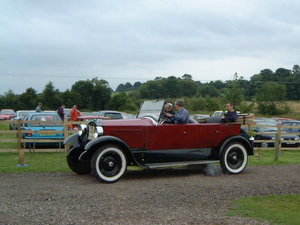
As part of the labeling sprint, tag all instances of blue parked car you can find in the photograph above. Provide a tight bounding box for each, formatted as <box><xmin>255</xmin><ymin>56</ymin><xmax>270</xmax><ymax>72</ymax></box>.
<box><xmin>22</xmin><ymin>112</ymin><xmax>64</xmax><ymax>147</ymax></box>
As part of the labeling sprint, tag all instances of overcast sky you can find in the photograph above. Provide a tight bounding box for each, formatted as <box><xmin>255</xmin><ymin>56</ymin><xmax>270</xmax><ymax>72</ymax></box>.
<box><xmin>1</xmin><ymin>0</ymin><xmax>300</xmax><ymax>94</ymax></box>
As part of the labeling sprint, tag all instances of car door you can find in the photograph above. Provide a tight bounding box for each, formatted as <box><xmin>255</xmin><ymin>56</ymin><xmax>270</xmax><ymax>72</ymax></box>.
<box><xmin>146</xmin><ymin>123</ymin><xmax>221</xmax><ymax>150</ymax></box>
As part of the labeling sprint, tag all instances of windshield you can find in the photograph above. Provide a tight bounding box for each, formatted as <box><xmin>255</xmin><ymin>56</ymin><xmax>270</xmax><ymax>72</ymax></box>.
<box><xmin>29</xmin><ymin>114</ymin><xmax>62</xmax><ymax>127</ymax></box>
<box><xmin>282</xmin><ymin>122</ymin><xmax>300</xmax><ymax>132</ymax></box>
<box><xmin>1</xmin><ymin>109</ymin><xmax>14</xmax><ymax>115</ymax></box>
<box><xmin>105</xmin><ymin>113</ymin><xmax>122</xmax><ymax>119</ymax></box>
<box><xmin>18</xmin><ymin>111</ymin><xmax>32</xmax><ymax>119</ymax></box>
<box><xmin>137</xmin><ymin>100</ymin><xmax>165</xmax><ymax>121</ymax></box>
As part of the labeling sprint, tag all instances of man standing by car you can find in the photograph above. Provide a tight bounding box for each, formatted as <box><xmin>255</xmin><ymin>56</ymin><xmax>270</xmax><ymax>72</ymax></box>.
<box><xmin>35</xmin><ymin>103</ymin><xmax>42</xmax><ymax>112</ymax></box>
<box><xmin>57</xmin><ymin>104</ymin><xmax>65</xmax><ymax>120</ymax></box>
<box><xmin>70</xmin><ymin>105</ymin><xmax>81</xmax><ymax>122</ymax></box>
<box><xmin>69</xmin><ymin>105</ymin><xmax>82</xmax><ymax>129</ymax></box>
<box><xmin>222</xmin><ymin>102</ymin><xmax>238</xmax><ymax>122</ymax></box>
<box><xmin>166</xmin><ymin>99</ymin><xmax>189</xmax><ymax>124</ymax></box>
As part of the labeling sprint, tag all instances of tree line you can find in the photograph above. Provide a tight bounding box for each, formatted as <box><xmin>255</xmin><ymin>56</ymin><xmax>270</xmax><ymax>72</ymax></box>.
<box><xmin>1</xmin><ymin>65</ymin><xmax>299</xmax><ymax>115</ymax></box>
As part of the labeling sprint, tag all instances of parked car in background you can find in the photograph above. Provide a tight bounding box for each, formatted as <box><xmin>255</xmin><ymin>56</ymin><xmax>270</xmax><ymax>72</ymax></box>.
<box><xmin>95</xmin><ymin>110</ymin><xmax>123</xmax><ymax>119</ymax></box>
<box><xmin>65</xmin><ymin>99</ymin><xmax>254</xmax><ymax>183</ymax></box>
<box><xmin>77</xmin><ymin>115</ymin><xmax>110</xmax><ymax>123</ymax></box>
<box><xmin>10</xmin><ymin>110</ymin><xmax>34</xmax><ymax>130</ymax></box>
<box><xmin>120</xmin><ymin>112</ymin><xmax>135</xmax><ymax>119</ymax></box>
<box><xmin>272</xmin><ymin>117</ymin><xmax>293</xmax><ymax>124</ymax></box>
<box><xmin>0</xmin><ymin>109</ymin><xmax>15</xmax><ymax>120</ymax></box>
<box><xmin>63</xmin><ymin>108</ymin><xmax>71</xmax><ymax>120</ymax></box>
<box><xmin>190</xmin><ymin>114</ymin><xmax>210</xmax><ymax>122</ymax></box>
<box><xmin>22</xmin><ymin>112</ymin><xmax>64</xmax><ymax>147</ymax></box>
<box><xmin>282</xmin><ymin>121</ymin><xmax>300</xmax><ymax>133</ymax></box>
<box><xmin>81</xmin><ymin>112</ymin><xmax>94</xmax><ymax>117</ymax></box>
<box><xmin>252</xmin><ymin>121</ymin><xmax>300</xmax><ymax>148</ymax></box>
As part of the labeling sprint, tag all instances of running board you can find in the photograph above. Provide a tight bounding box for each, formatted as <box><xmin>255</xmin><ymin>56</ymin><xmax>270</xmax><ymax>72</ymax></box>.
<box><xmin>145</xmin><ymin>160</ymin><xmax>220</xmax><ymax>169</ymax></box>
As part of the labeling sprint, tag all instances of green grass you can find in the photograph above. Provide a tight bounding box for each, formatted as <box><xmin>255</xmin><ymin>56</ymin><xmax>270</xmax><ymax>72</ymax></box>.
<box><xmin>0</xmin><ymin>152</ymin><xmax>70</xmax><ymax>173</ymax></box>
<box><xmin>249</xmin><ymin>150</ymin><xmax>300</xmax><ymax>166</ymax></box>
<box><xmin>228</xmin><ymin>194</ymin><xmax>300</xmax><ymax>225</ymax></box>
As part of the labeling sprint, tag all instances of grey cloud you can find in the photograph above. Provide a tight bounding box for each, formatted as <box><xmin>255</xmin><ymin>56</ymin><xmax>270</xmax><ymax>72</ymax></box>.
<box><xmin>0</xmin><ymin>0</ymin><xmax>300</xmax><ymax>93</ymax></box>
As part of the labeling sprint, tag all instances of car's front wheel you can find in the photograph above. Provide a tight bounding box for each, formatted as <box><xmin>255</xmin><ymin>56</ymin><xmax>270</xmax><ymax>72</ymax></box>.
<box><xmin>91</xmin><ymin>145</ymin><xmax>127</xmax><ymax>183</ymax></box>
<box><xmin>220</xmin><ymin>142</ymin><xmax>248</xmax><ymax>174</ymax></box>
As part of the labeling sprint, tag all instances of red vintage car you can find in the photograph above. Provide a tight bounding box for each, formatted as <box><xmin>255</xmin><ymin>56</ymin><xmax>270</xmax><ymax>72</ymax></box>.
<box><xmin>64</xmin><ymin>100</ymin><xmax>253</xmax><ymax>183</ymax></box>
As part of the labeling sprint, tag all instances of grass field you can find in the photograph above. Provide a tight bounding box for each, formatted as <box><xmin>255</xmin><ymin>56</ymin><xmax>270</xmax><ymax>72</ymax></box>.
<box><xmin>228</xmin><ymin>194</ymin><xmax>300</xmax><ymax>225</ymax></box>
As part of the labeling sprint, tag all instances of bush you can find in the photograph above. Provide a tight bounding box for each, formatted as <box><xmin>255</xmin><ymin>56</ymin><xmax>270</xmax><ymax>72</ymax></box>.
<box><xmin>258</xmin><ymin>102</ymin><xmax>291</xmax><ymax>115</ymax></box>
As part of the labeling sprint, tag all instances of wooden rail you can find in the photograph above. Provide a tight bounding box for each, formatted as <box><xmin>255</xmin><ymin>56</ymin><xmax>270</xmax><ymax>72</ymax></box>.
<box><xmin>1</xmin><ymin>118</ymin><xmax>300</xmax><ymax>165</ymax></box>
<box><xmin>0</xmin><ymin>119</ymin><xmax>89</xmax><ymax>165</ymax></box>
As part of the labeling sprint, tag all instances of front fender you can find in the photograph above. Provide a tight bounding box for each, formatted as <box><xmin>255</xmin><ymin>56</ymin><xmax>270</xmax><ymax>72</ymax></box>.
<box><xmin>64</xmin><ymin>133</ymin><xmax>81</xmax><ymax>148</ymax></box>
<box><xmin>84</xmin><ymin>135</ymin><xmax>130</xmax><ymax>151</ymax></box>
<box><xmin>83</xmin><ymin>135</ymin><xmax>138</xmax><ymax>166</ymax></box>
<box><xmin>218</xmin><ymin>135</ymin><xmax>254</xmax><ymax>156</ymax></box>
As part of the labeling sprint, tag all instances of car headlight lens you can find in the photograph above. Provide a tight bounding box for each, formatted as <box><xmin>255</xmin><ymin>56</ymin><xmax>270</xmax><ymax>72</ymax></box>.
<box><xmin>272</xmin><ymin>137</ymin><xmax>275</xmax><ymax>140</ymax></box>
<box><xmin>92</xmin><ymin>127</ymin><xmax>104</xmax><ymax>139</ymax></box>
<box><xmin>295</xmin><ymin>137</ymin><xmax>300</xmax><ymax>140</ymax></box>
<box><xmin>87</xmin><ymin>124</ymin><xmax>103</xmax><ymax>140</ymax></box>
<box><xmin>78</xmin><ymin>124</ymin><xmax>87</xmax><ymax>136</ymax></box>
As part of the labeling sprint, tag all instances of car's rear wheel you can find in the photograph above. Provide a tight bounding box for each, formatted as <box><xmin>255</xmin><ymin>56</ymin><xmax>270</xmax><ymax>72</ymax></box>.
<box><xmin>66</xmin><ymin>147</ymin><xmax>91</xmax><ymax>175</ymax></box>
<box><xmin>91</xmin><ymin>145</ymin><xmax>127</xmax><ymax>183</ymax></box>
<box><xmin>220</xmin><ymin>142</ymin><xmax>248</xmax><ymax>174</ymax></box>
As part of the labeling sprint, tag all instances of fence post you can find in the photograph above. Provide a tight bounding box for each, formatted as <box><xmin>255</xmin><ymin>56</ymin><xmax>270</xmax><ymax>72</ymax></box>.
<box><xmin>274</xmin><ymin>133</ymin><xmax>279</xmax><ymax>161</ymax></box>
<box><xmin>277</xmin><ymin>123</ymin><xmax>282</xmax><ymax>152</ymax></box>
<box><xmin>17</xmin><ymin>119</ymin><xmax>25</xmax><ymax>165</ymax></box>
<box><xmin>64</xmin><ymin>118</ymin><xmax>68</xmax><ymax>152</ymax></box>
<box><xmin>257</xmin><ymin>148</ymin><xmax>261</xmax><ymax>160</ymax></box>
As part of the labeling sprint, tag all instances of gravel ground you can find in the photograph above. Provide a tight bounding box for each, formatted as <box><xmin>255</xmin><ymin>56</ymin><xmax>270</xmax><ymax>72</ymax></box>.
<box><xmin>0</xmin><ymin>164</ymin><xmax>299</xmax><ymax>225</ymax></box>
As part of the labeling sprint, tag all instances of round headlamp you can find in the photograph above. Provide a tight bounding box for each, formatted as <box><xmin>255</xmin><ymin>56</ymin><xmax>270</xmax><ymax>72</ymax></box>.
<box><xmin>78</xmin><ymin>124</ymin><xmax>87</xmax><ymax>136</ymax></box>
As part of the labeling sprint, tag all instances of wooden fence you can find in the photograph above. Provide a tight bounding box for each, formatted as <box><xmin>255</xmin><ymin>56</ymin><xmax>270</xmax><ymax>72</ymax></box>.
<box><xmin>0</xmin><ymin>119</ymin><xmax>87</xmax><ymax>165</ymax></box>
<box><xmin>1</xmin><ymin>119</ymin><xmax>300</xmax><ymax>165</ymax></box>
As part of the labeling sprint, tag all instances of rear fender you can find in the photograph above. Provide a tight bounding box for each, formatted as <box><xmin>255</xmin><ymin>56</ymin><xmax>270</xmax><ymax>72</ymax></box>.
<box><xmin>218</xmin><ymin>135</ymin><xmax>254</xmax><ymax>157</ymax></box>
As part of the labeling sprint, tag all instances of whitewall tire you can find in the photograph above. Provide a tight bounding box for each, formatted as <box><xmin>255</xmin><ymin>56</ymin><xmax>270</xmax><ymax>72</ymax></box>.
<box><xmin>92</xmin><ymin>145</ymin><xmax>127</xmax><ymax>183</ymax></box>
<box><xmin>220</xmin><ymin>142</ymin><xmax>248</xmax><ymax>174</ymax></box>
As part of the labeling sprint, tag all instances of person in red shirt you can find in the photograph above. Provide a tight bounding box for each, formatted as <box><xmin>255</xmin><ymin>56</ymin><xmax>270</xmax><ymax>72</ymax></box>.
<box><xmin>69</xmin><ymin>105</ymin><xmax>82</xmax><ymax>129</ymax></box>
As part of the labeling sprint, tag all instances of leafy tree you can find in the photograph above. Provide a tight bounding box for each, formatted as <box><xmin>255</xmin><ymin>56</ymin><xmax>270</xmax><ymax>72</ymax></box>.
<box><xmin>109</xmin><ymin>93</ymin><xmax>137</xmax><ymax>111</ymax></box>
<box><xmin>116</xmin><ymin>83</ymin><xmax>125</xmax><ymax>92</ymax></box>
<box><xmin>133</xmin><ymin>81</ymin><xmax>142</xmax><ymax>89</ymax></box>
<box><xmin>0</xmin><ymin>90</ymin><xmax>18</xmax><ymax>110</ymax></box>
<box><xmin>91</xmin><ymin>78</ymin><xmax>111</xmax><ymax>110</ymax></box>
<box><xmin>18</xmin><ymin>88</ymin><xmax>37</xmax><ymax>109</ymax></box>
<box><xmin>182</xmin><ymin>74</ymin><xmax>192</xmax><ymax>80</ymax></box>
<box><xmin>256</xmin><ymin>81</ymin><xmax>287</xmax><ymax>115</ymax></box>
<box><xmin>61</xmin><ymin>89</ymin><xmax>82</xmax><ymax>108</ymax></box>
<box><xmin>223</xmin><ymin>73</ymin><xmax>244</xmax><ymax>107</ymax></box>
<box><xmin>41</xmin><ymin>82</ymin><xmax>61</xmax><ymax>109</ymax></box>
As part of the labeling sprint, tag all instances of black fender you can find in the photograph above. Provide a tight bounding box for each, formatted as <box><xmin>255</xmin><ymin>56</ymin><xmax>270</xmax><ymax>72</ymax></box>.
<box><xmin>64</xmin><ymin>133</ymin><xmax>80</xmax><ymax>148</ymax></box>
<box><xmin>83</xmin><ymin>135</ymin><xmax>137</xmax><ymax>165</ymax></box>
<box><xmin>218</xmin><ymin>135</ymin><xmax>254</xmax><ymax>157</ymax></box>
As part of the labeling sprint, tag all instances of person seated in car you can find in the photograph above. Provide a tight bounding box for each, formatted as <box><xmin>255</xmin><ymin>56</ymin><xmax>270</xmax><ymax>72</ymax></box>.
<box><xmin>166</xmin><ymin>99</ymin><xmax>189</xmax><ymax>124</ymax></box>
<box><xmin>161</xmin><ymin>102</ymin><xmax>175</xmax><ymax>124</ymax></box>
<box><xmin>222</xmin><ymin>102</ymin><xmax>238</xmax><ymax>122</ymax></box>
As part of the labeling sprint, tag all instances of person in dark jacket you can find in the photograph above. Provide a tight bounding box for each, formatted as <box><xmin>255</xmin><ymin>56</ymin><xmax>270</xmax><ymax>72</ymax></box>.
<box><xmin>161</xmin><ymin>102</ymin><xmax>175</xmax><ymax>124</ymax></box>
<box><xmin>166</xmin><ymin>99</ymin><xmax>189</xmax><ymax>124</ymax></box>
<box><xmin>57</xmin><ymin>104</ymin><xmax>65</xmax><ymax>120</ymax></box>
<box><xmin>222</xmin><ymin>102</ymin><xmax>238</xmax><ymax>122</ymax></box>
